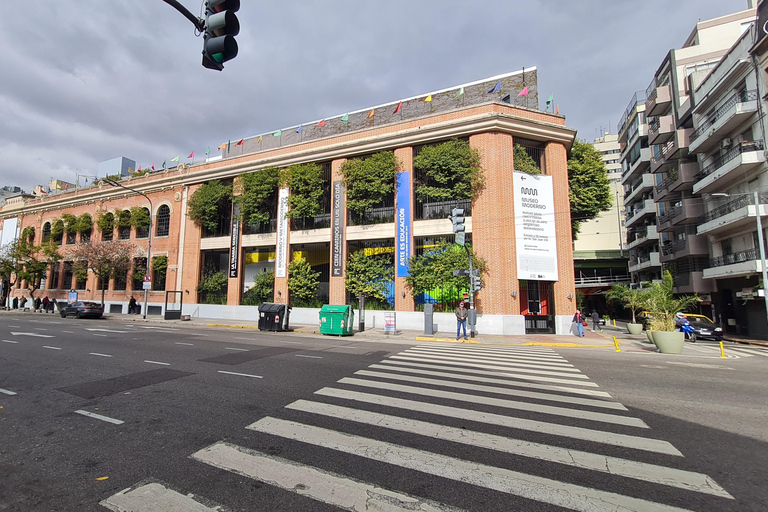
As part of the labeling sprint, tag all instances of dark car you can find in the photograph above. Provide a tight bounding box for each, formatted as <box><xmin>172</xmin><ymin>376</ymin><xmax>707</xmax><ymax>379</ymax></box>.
<box><xmin>60</xmin><ymin>301</ymin><xmax>103</xmax><ymax>319</ymax></box>
<box><xmin>678</xmin><ymin>313</ymin><xmax>723</xmax><ymax>341</ymax></box>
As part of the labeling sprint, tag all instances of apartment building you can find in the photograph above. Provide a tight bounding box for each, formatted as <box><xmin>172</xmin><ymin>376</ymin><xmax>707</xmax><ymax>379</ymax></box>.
<box><xmin>0</xmin><ymin>69</ymin><xmax>580</xmax><ymax>335</ymax></box>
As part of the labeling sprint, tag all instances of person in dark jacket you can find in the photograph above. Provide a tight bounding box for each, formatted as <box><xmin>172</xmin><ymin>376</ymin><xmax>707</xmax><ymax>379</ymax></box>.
<box><xmin>128</xmin><ymin>296</ymin><xmax>137</xmax><ymax>314</ymax></box>
<box><xmin>455</xmin><ymin>302</ymin><xmax>468</xmax><ymax>340</ymax></box>
<box><xmin>591</xmin><ymin>309</ymin><xmax>603</xmax><ymax>332</ymax></box>
<box><xmin>12</xmin><ymin>297</ymin><xmax>18</xmax><ymax>309</ymax></box>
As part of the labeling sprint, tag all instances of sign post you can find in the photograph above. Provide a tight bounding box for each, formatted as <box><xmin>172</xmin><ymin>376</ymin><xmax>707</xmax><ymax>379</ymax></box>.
<box><xmin>142</xmin><ymin>274</ymin><xmax>151</xmax><ymax>318</ymax></box>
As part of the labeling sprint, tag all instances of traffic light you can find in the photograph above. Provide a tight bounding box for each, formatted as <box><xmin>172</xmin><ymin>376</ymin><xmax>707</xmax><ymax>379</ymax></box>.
<box><xmin>203</xmin><ymin>0</ymin><xmax>240</xmax><ymax>71</ymax></box>
<box><xmin>451</xmin><ymin>208</ymin><xmax>465</xmax><ymax>233</ymax></box>
<box><xmin>472</xmin><ymin>275</ymin><xmax>482</xmax><ymax>291</ymax></box>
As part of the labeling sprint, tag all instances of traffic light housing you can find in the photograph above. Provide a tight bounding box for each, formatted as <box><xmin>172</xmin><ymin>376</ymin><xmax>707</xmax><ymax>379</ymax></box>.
<box><xmin>203</xmin><ymin>0</ymin><xmax>240</xmax><ymax>70</ymax></box>
<box><xmin>451</xmin><ymin>208</ymin><xmax>465</xmax><ymax>233</ymax></box>
<box><xmin>472</xmin><ymin>275</ymin><xmax>482</xmax><ymax>291</ymax></box>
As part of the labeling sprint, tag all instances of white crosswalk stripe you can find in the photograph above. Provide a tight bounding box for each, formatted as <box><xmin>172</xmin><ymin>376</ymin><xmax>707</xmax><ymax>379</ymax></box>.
<box><xmin>144</xmin><ymin>343</ymin><xmax>734</xmax><ymax>511</ymax></box>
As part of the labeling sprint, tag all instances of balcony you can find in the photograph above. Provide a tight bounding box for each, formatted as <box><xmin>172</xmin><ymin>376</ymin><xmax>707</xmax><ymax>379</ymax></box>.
<box><xmin>657</xmin><ymin>199</ymin><xmax>704</xmax><ymax>233</ymax></box>
<box><xmin>659</xmin><ymin>234</ymin><xmax>708</xmax><ymax>262</ymax></box>
<box><xmin>629</xmin><ymin>251</ymin><xmax>660</xmax><ymax>273</ymax></box>
<box><xmin>618</xmin><ymin>91</ymin><xmax>647</xmax><ymax>143</ymax></box>
<box><xmin>650</xmin><ymin>129</ymin><xmax>692</xmax><ymax>173</ymax></box>
<box><xmin>626</xmin><ymin>224</ymin><xmax>659</xmax><ymax>250</ymax></box>
<box><xmin>703</xmin><ymin>248</ymin><xmax>765</xmax><ymax>280</ymax></box>
<box><xmin>648</xmin><ymin>115</ymin><xmax>674</xmax><ymax>145</ymax></box>
<box><xmin>698</xmin><ymin>192</ymin><xmax>768</xmax><ymax>236</ymax></box>
<box><xmin>689</xmin><ymin>90</ymin><xmax>758</xmax><ymax>154</ymax></box>
<box><xmin>624</xmin><ymin>174</ymin><xmax>655</xmax><ymax>204</ymax></box>
<box><xmin>646</xmin><ymin>83</ymin><xmax>672</xmax><ymax>117</ymax></box>
<box><xmin>622</xmin><ymin>147</ymin><xmax>651</xmax><ymax>183</ymax></box>
<box><xmin>674</xmin><ymin>271</ymin><xmax>716</xmax><ymax>294</ymax></box>
<box><xmin>692</xmin><ymin>140</ymin><xmax>766</xmax><ymax>195</ymax></box>
<box><xmin>575</xmin><ymin>274</ymin><xmax>631</xmax><ymax>288</ymax></box>
<box><xmin>624</xmin><ymin>199</ymin><xmax>656</xmax><ymax>229</ymax></box>
<box><xmin>654</xmin><ymin>161</ymin><xmax>698</xmax><ymax>201</ymax></box>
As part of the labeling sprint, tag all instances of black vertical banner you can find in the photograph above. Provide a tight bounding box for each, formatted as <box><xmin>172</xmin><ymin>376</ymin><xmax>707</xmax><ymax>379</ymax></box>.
<box><xmin>331</xmin><ymin>181</ymin><xmax>345</xmax><ymax>277</ymax></box>
<box><xmin>229</xmin><ymin>204</ymin><xmax>240</xmax><ymax>278</ymax></box>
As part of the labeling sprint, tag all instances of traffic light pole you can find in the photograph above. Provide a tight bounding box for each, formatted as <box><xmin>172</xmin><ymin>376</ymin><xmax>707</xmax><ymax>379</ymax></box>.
<box><xmin>161</xmin><ymin>0</ymin><xmax>205</xmax><ymax>31</ymax></box>
<box><xmin>465</xmin><ymin>245</ymin><xmax>476</xmax><ymax>338</ymax></box>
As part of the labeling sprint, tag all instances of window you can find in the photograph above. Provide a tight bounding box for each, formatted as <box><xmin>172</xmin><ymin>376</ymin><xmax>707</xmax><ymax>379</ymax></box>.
<box><xmin>50</xmin><ymin>262</ymin><xmax>61</xmax><ymax>290</ymax></box>
<box><xmin>136</xmin><ymin>208</ymin><xmax>150</xmax><ymax>239</ymax></box>
<box><xmin>80</xmin><ymin>229</ymin><xmax>91</xmax><ymax>243</ymax></box>
<box><xmin>132</xmin><ymin>258</ymin><xmax>147</xmax><ymax>291</ymax></box>
<box><xmin>156</xmin><ymin>205</ymin><xmax>170</xmax><ymax>237</ymax></box>
<box><xmin>42</xmin><ymin>222</ymin><xmax>52</xmax><ymax>242</ymax></box>
<box><xmin>62</xmin><ymin>262</ymin><xmax>74</xmax><ymax>290</ymax></box>
<box><xmin>66</xmin><ymin>232</ymin><xmax>76</xmax><ymax>245</ymax></box>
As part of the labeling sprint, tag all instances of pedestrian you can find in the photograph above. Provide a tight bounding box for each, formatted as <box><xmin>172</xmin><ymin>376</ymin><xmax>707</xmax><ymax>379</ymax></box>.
<box><xmin>128</xmin><ymin>296</ymin><xmax>137</xmax><ymax>315</ymax></box>
<box><xmin>455</xmin><ymin>301</ymin><xmax>468</xmax><ymax>341</ymax></box>
<box><xmin>50</xmin><ymin>298</ymin><xmax>57</xmax><ymax>314</ymax></box>
<box><xmin>12</xmin><ymin>296</ymin><xmax>18</xmax><ymax>310</ymax></box>
<box><xmin>42</xmin><ymin>296</ymin><xmax>49</xmax><ymax>312</ymax></box>
<box><xmin>19</xmin><ymin>296</ymin><xmax>26</xmax><ymax>310</ymax></box>
<box><xmin>591</xmin><ymin>309</ymin><xmax>602</xmax><ymax>333</ymax></box>
<box><xmin>572</xmin><ymin>310</ymin><xmax>585</xmax><ymax>337</ymax></box>
<box><xmin>34</xmin><ymin>297</ymin><xmax>41</xmax><ymax>311</ymax></box>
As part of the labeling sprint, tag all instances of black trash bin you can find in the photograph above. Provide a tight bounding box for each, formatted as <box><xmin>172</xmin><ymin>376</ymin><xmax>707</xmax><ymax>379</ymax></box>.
<box><xmin>258</xmin><ymin>303</ymin><xmax>291</xmax><ymax>331</ymax></box>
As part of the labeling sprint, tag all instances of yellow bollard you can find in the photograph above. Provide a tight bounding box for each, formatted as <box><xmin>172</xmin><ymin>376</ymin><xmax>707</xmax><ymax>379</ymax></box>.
<box><xmin>719</xmin><ymin>341</ymin><xmax>727</xmax><ymax>359</ymax></box>
<box><xmin>613</xmin><ymin>319</ymin><xmax>616</xmax><ymax>327</ymax></box>
<box><xmin>613</xmin><ymin>336</ymin><xmax>621</xmax><ymax>352</ymax></box>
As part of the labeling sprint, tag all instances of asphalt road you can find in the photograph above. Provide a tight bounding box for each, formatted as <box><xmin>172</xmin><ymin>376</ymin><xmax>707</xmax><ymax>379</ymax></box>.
<box><xmin>1</xmin><ymin>313</ymin><xmax>767</xmax><ymax>511</ymax></box>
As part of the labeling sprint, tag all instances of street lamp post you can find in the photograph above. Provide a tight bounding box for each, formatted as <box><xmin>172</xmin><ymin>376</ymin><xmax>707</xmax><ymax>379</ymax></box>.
<box><xmin>103</xmin><ymin>179</ymin><xmax>153</xmax><ymax>320</ymax></box>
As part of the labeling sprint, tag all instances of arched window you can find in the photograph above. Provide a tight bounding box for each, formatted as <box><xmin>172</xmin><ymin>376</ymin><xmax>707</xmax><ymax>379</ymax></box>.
<box><xmin>156</xmin><ymin>205</ymin><xmax>170</xmax><ymax>237</ymax></box>
<box><xmin>42</xmin><ymin>222</ymin><xmax>52</xmax><ymax>242</ymax></box>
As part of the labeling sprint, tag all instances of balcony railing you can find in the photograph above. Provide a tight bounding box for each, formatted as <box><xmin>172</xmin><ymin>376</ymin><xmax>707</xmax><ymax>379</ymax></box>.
<box><xmin>575</xmin><ymin>275</ymin><xmax>631</xmax><ymax>286</ymax></box>
<box><xmin>702</xmin><ymin>191</ymin><xmax>768</xmax><ymax>223</ymax></box>
<box><xmin>648</xmin><ymin>117</ymin><xmax>660</xmax><ymax>135</ymax></box>
<box><xmin>661</xmin><ymin>239</ymin><xmax>687</xmax><ymax>256</ymax></box>
<box><xmin>694</xmin><ymin>140</ymin><xmax>764</xmax><ymax>182</ymax></box>
<box><xmin>710</xmin><ymin>248</ymin><xmax>757</xmax><ymax>268</ymax></box>
<box><xmin>618</xmin><ymin>90</ymin><xmax>647</xmax><ymax>135</ymax></box>
<box><xmin>690</xmin><ymin>90</ymin><xmax>757</xmax><ymax>143</ymax></box>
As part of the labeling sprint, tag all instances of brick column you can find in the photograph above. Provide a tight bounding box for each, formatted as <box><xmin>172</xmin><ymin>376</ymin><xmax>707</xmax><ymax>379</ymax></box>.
<box><xmin>394</xmin><ymin>147</ymin><xmax>415</xmax><ymax>311</ymax></box>
<box><xmin>544</xmin><ymin>142</ymin><xmax>576</xmax><ymax>317</ymax></box>
<box><xmin>469</xmin><ymin>132</ymin><xmax>519</xmax><ymax>315</ymax></box>
<box><xmin>328</xmin><ymin>158</ymin><xmax>347</xmax><ymax>305</ymax></box>
<box><xmin>180</xmin><ymin>185</ymin><xmax>203</xmax><ymax>303</ymax></box>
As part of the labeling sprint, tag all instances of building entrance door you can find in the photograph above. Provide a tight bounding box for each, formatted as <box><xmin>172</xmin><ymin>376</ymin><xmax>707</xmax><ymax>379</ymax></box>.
<box><xmin>521</xmin><ymin>280</ymin><xmax>555</xmax><ymax>334</ymax></box>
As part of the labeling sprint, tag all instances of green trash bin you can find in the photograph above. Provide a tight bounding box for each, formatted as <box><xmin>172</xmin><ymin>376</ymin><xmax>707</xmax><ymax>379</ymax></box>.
<box><xmin>319</xmin><ymin>304</ymin><xmax>355</xmax><ymax>336</ymax></box>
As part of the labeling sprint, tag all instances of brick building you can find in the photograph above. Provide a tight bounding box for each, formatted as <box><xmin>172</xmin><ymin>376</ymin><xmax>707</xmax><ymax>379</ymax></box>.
<box><xmin>0</xmin><ymin>69</ymin><xmax>578</xmax><ymax>335</ymax></box>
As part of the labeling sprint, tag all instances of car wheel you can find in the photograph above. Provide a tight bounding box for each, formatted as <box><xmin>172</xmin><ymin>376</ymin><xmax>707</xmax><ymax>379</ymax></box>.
<box><xmin>76</xmin><ymin>312</ymin><xmax>83</xmax><ymax>319</ymax></box>
<box><xmin>60</xmin><ymin>312</ymin><xmax>66</xmax><ymax>318</ymax></box>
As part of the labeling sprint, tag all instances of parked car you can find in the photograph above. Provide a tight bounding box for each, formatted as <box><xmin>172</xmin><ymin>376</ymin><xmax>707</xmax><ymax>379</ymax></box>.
<box><xmin>676</xmin><ymin>313</ymin><xmax>723</xmax><ymax>341</ymax></box>
<box><xmin>60</xmin><ymin>301</ymin><xmax>104</xmax><ymax>319</ymax></box>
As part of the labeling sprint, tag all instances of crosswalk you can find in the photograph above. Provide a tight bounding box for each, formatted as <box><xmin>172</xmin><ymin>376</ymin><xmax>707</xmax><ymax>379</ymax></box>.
<box><xmin>685</xmin><ymin>343</ymin><xmax>768</xmax><ymax>358</ymax></box>
<box><xmin>104</xmin><ymin>343</ymin><xmax>735</xmax><ymax>511</ymax></box>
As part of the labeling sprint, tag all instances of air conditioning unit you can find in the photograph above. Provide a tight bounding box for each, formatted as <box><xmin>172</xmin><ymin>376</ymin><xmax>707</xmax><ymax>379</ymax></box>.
<box><xmin>720</xmin><ymin>138</ymin><xmax>732</xmax><ymax>149</ymax></box>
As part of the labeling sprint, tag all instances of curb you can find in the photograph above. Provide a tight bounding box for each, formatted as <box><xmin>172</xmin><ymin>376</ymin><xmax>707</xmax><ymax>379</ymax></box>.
<box><xmin>414</xmin><ymin>336</ymin><xmax>481</xmax><ymax>344</ymax></box>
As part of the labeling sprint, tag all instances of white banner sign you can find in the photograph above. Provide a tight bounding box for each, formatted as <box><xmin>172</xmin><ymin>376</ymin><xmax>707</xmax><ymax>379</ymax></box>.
<box><xmin>275</xmin><ymin>188</ymin><xmax>290</xmax><ymax>278</ymax></box>
<box><xmin>513</xmin><ymin>172</ymin><xmax>559</xmax><ymax>281</ymax></box>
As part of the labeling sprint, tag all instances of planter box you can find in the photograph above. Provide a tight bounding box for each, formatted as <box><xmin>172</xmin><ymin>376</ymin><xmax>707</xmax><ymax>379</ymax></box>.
<box><xmin>627</xmin><ymin>323</ymin><xmax>643</xmax><ymax>335</ymax></box>
<box><xmin>652</xmin><ymin>331</ymin><xmax>684</xmax><ymax>354</ymax></box>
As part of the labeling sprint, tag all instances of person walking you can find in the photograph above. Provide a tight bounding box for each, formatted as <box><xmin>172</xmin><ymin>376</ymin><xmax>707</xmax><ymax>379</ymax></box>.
<box><xmin>455</xmin><ymin>301</ymin><xmax>468</xmax><ymax>341</ymax></box>
<box><xmin>591</xmin><ymin>309</ymin><xmax>603</xmax><ymax>333</ymax></box>
<box><xmin>50</xmin><ymin>298</ymin><xmax>57</xmax><ymax>314</ymax></box>
<box><xmin>572</xmin><ymin>310</ymin><xmax>585</xmax><ymax>337</ymax></box>
<box><xmin>12</xmin><ymin>296</ymin><xmax>18</xmax><ymax>310</ymax></box>
<box><xmin>42</xmin><ymin>296</ymin><xmax>49</xmax><ymax>313</ymax></box>
<box><xmin>128</xmin><ymin>296</ymin><xmax>137</xmax><ymax>315</ymax></box>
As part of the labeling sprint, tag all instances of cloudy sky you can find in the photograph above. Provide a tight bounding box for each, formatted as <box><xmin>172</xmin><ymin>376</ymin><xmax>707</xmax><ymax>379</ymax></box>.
<box><xmin>0</xmin><ymin>0</ymin><xmax>752</xmax><ymax>192</ymax></box>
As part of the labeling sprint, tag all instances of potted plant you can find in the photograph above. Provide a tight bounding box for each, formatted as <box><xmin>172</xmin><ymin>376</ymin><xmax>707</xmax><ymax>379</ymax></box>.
<box><xmin>606</xmin><ymin>283</ymin><xmax>646</xmax><ymax>335</ymax></box>
<box><xmin>642</xmin><ymin>270</ymin><xmax>701</xmax><ymax>354</ymax></box>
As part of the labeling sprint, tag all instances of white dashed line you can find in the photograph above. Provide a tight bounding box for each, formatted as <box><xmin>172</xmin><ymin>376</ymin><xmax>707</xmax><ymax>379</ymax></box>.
<box><xmin>2</xmin><ymin>340</ymin><xmax>18</xmax><ymax>344</ymax></box>
<box><xmin>43</xmin><ymin>346</ymin><xmax>62</xmax><ymax>350</ymax></box>
<box><xmin>93</xmin><ymin>334</ymin><xmax>108</xmax><ymax>337</ymax></box>
<box><xmin>175</xmin><ymin>342</ymin><xmax>194</xmax><ymax>346</ymax></box>
<box><xmin>235</xmin><ymin>337</ymin><xmax>255</xmax><ymax>341</ymax></box>
<box><xmin>0</xmin><ymin>388</ymin><xmax>17</xmax><ymax>395</ymax></box>
<box><xmin>62</xmin><ymin>330</ymin><xmax>74</xmax><ymax>333</ymax></box>
<box><xmin>280</xmin><ymin>341</ymin><xmax>302</xmax><ymax>345</ymax></box>
<box><xmin>89</xmin><ymin>353</ymin><xmax>113</xmax><ymax>358</ymax></box>
<box><xmin>34</xmin><ymin>328</ymin><xmax>48</xmax><ymax>331</ymax></box>
<box><xmin>74</xmin><ymin>410</ymin><xmax>124</xmax><ymax>425</ymax></box>
<box><xmin>225</xmin><ymin>347</ymin><xmax>249</xmax><ymax>351</ymax></box>
<box><xmin>218</xmin><ymin>371</ymin><xmax>263</xmax><ymax>379</ymax></box>
<box><xmin>144</xmin><ymin>360</ymin><xmax>170</xmax><ymax>366</ymax></box>
<box><xmin>295</xmin><ymin>354</ymin><xmax>323</xmax><ymax>359</ymax></box>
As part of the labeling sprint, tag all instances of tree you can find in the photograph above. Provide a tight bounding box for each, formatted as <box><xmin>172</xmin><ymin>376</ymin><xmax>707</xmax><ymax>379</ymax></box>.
<box><xmin>345</xmin><ymin>250</ymin><xmax>394</xmax><ymax>304</ymax></box>
<box><xmin>281</xmin><ymin>163</ymin><xmax>324</xmax><ymax>219</ymax></box>
<box><xmin>341</xmin><ymin>151</ymin><xmax>397</xmax><ymax>214</ymax></box>
<box><xmin>405</xmin><ymin>241</ymin><xmax>486</xmax><ymax>305</ymax></box>
<box><xmin>67</xmin><ymin>241</ymin><xmax>135</xmax><ymax>307</ymax></box>
<box><xmin>0</xmin><ymin>236</ymin><xmax>61</xmax><ymax>301</ymax></box>
<box><xmin>606</xmin><ymin>283</ymin><xmax>646</xmax><ymax>324</ymax></box>
<box><xmin>235</xmin><ymin>167</ymin><xmax>280</xmax><ymax>225</ymax></box>
<box><xmin>129</xmin><ymin>207</ymin><xmax>150</xmax><ymax>230</ymax></box>
<box><xmin>514</xmin><ymin>144</ymin><xmax>540</xmax><ymax>175</ymax></box>
<box><xmin>197</xmin><ymin>265</ymin><xmax>228</xmax><ymax>304</ymax></box>
<box><xmin>413</xmin><ymin>139</ymin><xmax>483</xmax><ymax>201</ymax></box>
<box><xmin>642</xmin><ymin>270</ymin><xmax>701</xmax><ymax>331</ymax></box>
<box><xmin>287</xmin><ymin>258</ymin><xmax>320</xmax><ymax>307</ymax></box>
<box><xmin>568</xmin><ymin>140</ymin><xmax>612</xmax><ymax>238</ymax></box>
<box><xmin>242</xmin><ymin>269</ymin><xmax>275</xmax><ymax>305</ymax></box>
<box><xmin>187</xmin><ymin>180</ymin><xmax>233</xmax><ymax>232</ymax></box>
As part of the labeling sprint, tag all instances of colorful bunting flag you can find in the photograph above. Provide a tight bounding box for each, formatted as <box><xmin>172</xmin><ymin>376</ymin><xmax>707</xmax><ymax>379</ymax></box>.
<box><xmin>341</xmin><ymin>114</ymin><xmax>349</xmax><ymax>122</ymax></box>
<box><xmin>317</xmin><ymin>119</ymin><xmax>326</xmax><ymax>127</ymax></box>
<box><xmin>393</xmin><ymin>101</ymin><xmax>402</xmax><ymax>114</ymax></box>
<box><xmin>366</xmin><ymin>109</ymin><xmax>375</xmax><ymax>118</ymax></box>
<box><xmin>424</xmin><ymin>94</ymin><xmax>432</xmax><ymax>102</ymax></box>
<box><xmin>218</xmin><ymin>143</ymin><xmax>226</xmax><ymax>150</ymax></box>
<box><xmin>273</xmin><ymin>130</ymin><xmax>282</xmax><ymax>137</ymax></box>
<box><xmin>296</xmin><ymin>125</ymin><xmax>303</xmax><ymax>133</ymax></box>
<box><xmin>170</xmin><ymin>156</ymin><xmax>179</xmax><ymax>162</ymax></box>
<box><xmin>456</xmin><ymin>87</ymin><xmax>464</xmax><ymax>98</ymax></box>
<box><xmin>546</xmin><ymin>93</ymin><xmax>553</xmax><ymax>106</ymax></box>
<box><xmin>151</xmin><ymin>163</ymin><xmax>155</xmax><ymax>170</ymax></box>
<box><xmin>137</xmin><ymin>165</ymin><xmax>142</xmax><ymax>172</ymax></box>
<box><xmin>517</xmin><ymin>86</ymin><xmax>529</xmax><ymax>97</ymax></box>
<box><xmin>555</xmin><ymin>105</ymin><xmax>559</xmax><ymax>114</ymax></box>
<box><xmin>488</xmin><ymin>81</ymin><xmax>501</xmax><ymax>93</ymax></box>
<box><xmin>236</xmin><ymin>139</ymin><xmax>244</xmax><ymax>145</ymax></box>
<box><xmin>128</xmin><ymin>167</ymin><xmax>134</xmax><ymax>174</ymax></box>
<box><xmin>64</xmin><ymin>183</ymin><xmax>70</xmax><ymax>190</ymax></box>
<box><xmin>162</xmin><ymin>160</ymin><xmax>166</xmax><ymax>168</ymax></box>
<box><xmin>205</xmin><ymin>147</ymin><xmax>210</xmax><ymax>155</ymax></box>
<box><xmin>56</xmin><ymin>183</ymin><xmax>62</xmax><ymax>189</ymax></box>
<box><xmin>187</xmin><ymin>151</ymin><xmax>194</xmax><ymax>159</ymax></box>
<box><xmin>257</xmin><ymin>136</ymin><xmax>262</xmax><ymax>143</ymax></box>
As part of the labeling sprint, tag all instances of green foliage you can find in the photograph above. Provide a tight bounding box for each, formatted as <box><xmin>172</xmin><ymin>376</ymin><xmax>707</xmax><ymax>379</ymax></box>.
<box><xmin>235</xmin><ymin>167</ymin><xmax>280</xmax><ymax>225</ymax></box>
<box><xmin>197</xmin><ymin>265</ymin><xmax>228</xmax><ymax>304</ymax></box>
<box><xmin>642</xmin><ymin>270</ymin><xmax>701</xmax><ymax>331</ymax></box>
<box><xmin>20</xmin><ymin>226</ymin><xmax>35</xmax><ymax>243</ymax></box>
<box><xmin>129</xmin><ymin>207</ymin><xmax>150</xmax><ymax>229</ymax></box>
<box><xmin>152</xmin><ymin>255</ymin><xmax>168</xmax><ymax>276</ymax></box>
<box><xmin>281</xmin><ymin>163</ymin><xmax>324</xmax><ymax>219</ymax></box>
<box><xmin>288</xmin><ymin>258</ymin><xmax>321</xmax><ymax>307</ymax></box>
<box><xmin>514</xmin><ymin>144</ymin><xmax>541</xmax><ymax>175</ymax></box>
<box><xmin>404</xmin><ymin>241</ymin><xmax>486</xmax><ymax>298</ymax></box>
<box><xmin>61</xmin><ymin>213</ymin><xmax>78</xmax><ymax>234</ymax></box>
<box><xmin>115</xmin><ymin>209</ymin><xmax>132</xmax><ymax>229</ymax></box>
<box><xmin>606</xmin><ymin>283</ymin><xmax>646</xmax><ymax>324</ymax></box>
<box><xmin>341</xmin><ymin>151</ymin><xmax>397</xmax><ymax>214</ymax></box>
<box><xmin>2</xmin><ymin>237</ymin><xmax>62</xmax><ymax>298</ymax></box>
<box><xmin>242</xmin><ymin>270</ymin><xmax>275</xmax><ymax>305</ymax></box>
<box><xmin>568</xmin><ymin>140</ymin><xmax>612</xmax><ymax>238</ymax></box>
<box><xmin>75</xmin><ymin>213</ymin><xmax>93</xmax><ymax>233</ymax></box>
<box><xmin>73</xmin><ymin>260</ymin><xmax>89</xmax><ymax>284</ymax></box>
<box><xmin>187</xmin><ymin>180</ymin><xmax>234</xmax><ymax>232</ymax></box>
<box><xmin>67</xmin><ymin>240</ymin><xmax>134</xmax><ymax>306</ymax></box>
<box><xmin>413</xmin><ymin>139</ymin><xmax>482</xmax><ymax>201</ymax></box>
<box><xmin>96</xmin><ymin>212</ymin><xmax>114</xmax><ymax>235</ymax></box>
<box><xmin>344</xmin><ymin>251</ymin><xmax>394</xmax><ymax>302</ymax></box>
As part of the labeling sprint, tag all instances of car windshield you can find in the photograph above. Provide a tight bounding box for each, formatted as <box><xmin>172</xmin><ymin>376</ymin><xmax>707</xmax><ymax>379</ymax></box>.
<box><xmin>687</xmin><ymin>317</ymin><xmax>715</xmax><ymax>327</ymax></box>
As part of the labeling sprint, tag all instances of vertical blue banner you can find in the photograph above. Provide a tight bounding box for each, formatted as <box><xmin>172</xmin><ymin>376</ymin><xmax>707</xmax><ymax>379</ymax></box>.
<box><xmin>396</xmin><ymin>171</ymin><xmax>411</xmax><ymax>277</ymax></box>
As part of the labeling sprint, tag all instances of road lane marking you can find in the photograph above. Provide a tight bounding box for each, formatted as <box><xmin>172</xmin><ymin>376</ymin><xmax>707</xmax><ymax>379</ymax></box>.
<box><xmin>43</xmin><ymin>346</ymin><xmax>62</xmax><ymax>350</ymax></box>
<box><xmin>249</xmin><ymin>417</ymin><xmax>703</xmax><ymax>511</ymax></box>
<box><xmin>225</xmin><ymin>347</ymin><xmax>249</xmax><ymax>351</ymax></box>
<box><xmin>102</xmin><ymin>483</ymin><xmax>219</xmax><ymax>512</ymax></box>
<box><xmin>175</xmin><ymin>342</ymin><xmax>194</xmax><ymax>346</ymax></box>
<box><xmin>235</xmin><ymin>337</ymin><xmax>256</xmax><ymax>341</ymax></box>
<box><xmin>192</xmin><ymin>442</ymin><xmax>462</xmax><ymax>512</ymax></box>
<box><xmin>8</xmin><ymin>325</ymin><xmax>20</xmax><ymax>328</ymax></box>
<box><xmin>315</xmin><ymin>388</ymin><xmax>680</xmax><ymax>455</ymax></box>
<box><xmin>287</xmin><ymin>400</ymin><xmax>731</xmax><ymax>498</ymax></box>
<box><xmin>280</xmin><ymin>341</ymin><xmax>302</xmax><ymax>344</ymax></box>
<box><xmin>217</xmin><ymin>371</ymin><xmax>262</xmax><ymax>379</ymax></box>
<box><xmin>62</xmin><ymin>330</ymin><xmax>74</xmax><ymax>333</ymax></box>
<box><xmin>401</xmin><ymin>350</ymin><xmax>583</xmax><ymax>373</ymax></box>
<box><xmin>93</xmin><ymin>334</ymin><xmax>108</xmax><ymax>337</ymax></box>
<box><xmin>296</xmin><ymin>354</ymin><xmax>323</xmax><ymax>359</ymax></box>
<box><xmin>144</xmin><ymin>360</ymin><xmax>170</xmax><ymax>366</ymax></box>
<box><xmin>0</xmin><ymin>388</ymin><xmax>17</xmax><ymax>395</ymax></box>
<box><xmin>412</xmin><ymin>345</ymin><xmax>569</xmax><ymax>364</ymax></box>
<box><xmin>2</xmin><ymin>340</ymin><xmax>19</xmax><ymax>344</ymax></box>
<box><xmin>138</xmin><ymin>326</ymin><xmax>180</xmax><ymax>331</ymax></box>
<box><xmin>10</xmin><ymin>332</ymin><xmax>54</xmax><ymax>338</ymax></box>
<box><xmin>369</xmin><ymin>363</ymin><xmax>612</xmax><ymax>397</ymax></box>
<box><xmin>34</xmin><ymin>328</ymin><xmax>48</xmax><ymax>331</ymax></box>
<box><xmin>74</xmin><ymin>410</ymin><xmax>124</xmax><ymax>425</ymax></box>
<box><xmin>354</xmin><ymin>370</ymin><xmax>624</xmax><ymax>410</ymax></box>
<box><xmin>86</xmin><ymin>328</ymin><xmax>131</xmax><ymax>333</ymax></box>
<box><xmin>89</xmin><ymin>353</ymin><xmax>113</xmax><ymax>358</ymax></box>
<box><xmin>190</xmin><ymin>333</ymin><xmax>209</xmax><ymax>336</ymax></box>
